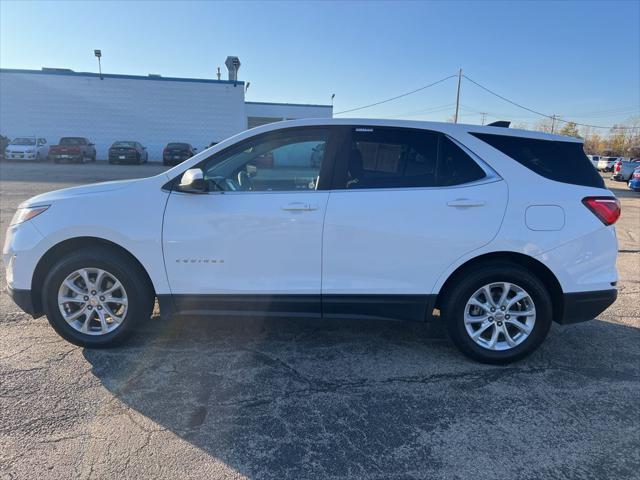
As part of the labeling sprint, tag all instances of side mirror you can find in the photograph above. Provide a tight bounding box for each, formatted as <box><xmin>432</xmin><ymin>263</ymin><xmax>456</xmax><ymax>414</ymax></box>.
<box><xmin>89</xmin><ymin>143</ymin><xmax>95</xmax><ymax>147</ymax></box>
<box><xmin>178</xmin><ymin>168</ymin><xmax>207</xmax><ymax>193</ymax></box>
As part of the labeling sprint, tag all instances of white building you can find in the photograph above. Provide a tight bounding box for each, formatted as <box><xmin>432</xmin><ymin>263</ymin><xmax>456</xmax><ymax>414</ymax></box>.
<box><xmin>0</xmin><ymin>64</ymin><xmax>332</xmax><ymax>160</ymax></box>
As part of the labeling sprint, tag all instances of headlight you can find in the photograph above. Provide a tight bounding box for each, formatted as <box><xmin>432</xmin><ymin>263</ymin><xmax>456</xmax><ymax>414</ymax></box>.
<box><xmin>26</xmin><ymin>149</ymin><xmax>35</xmax><ymax>153</ymax></box>
<box><xmin>10</xmin><ymin>205</ymin><xmax>50</xmax><ymax>225</ymax></box>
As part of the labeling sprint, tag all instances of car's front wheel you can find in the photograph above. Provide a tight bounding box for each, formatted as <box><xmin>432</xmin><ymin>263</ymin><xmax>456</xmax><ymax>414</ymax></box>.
<box><xmin>442</xmin><ymin>263</ymin><xmax>552</xmax><ymax>364</ymax></box>
<box><xmin>42</xmin><ymin>247</ymin><xmax>154</xmax><ymax>347</ymax></box>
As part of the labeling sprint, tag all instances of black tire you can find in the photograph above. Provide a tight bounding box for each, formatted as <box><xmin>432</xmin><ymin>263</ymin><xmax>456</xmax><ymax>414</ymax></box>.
<box><xmin>41</xmin><ymin>247</ymin><xmax>154</xmax><ymax>348</ymax></box>
<box><xmin>442</xmin><ymin>262</ymin><xmax>553</xmax><ymax>364</ymax></box>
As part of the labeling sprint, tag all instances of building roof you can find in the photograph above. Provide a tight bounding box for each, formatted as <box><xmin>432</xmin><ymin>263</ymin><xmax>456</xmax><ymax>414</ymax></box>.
<box><xmin>246</xmin><ymin>101</ymin><xmax>332</xmax><ymax>109</ymax></box>
<box><xmin>0</xmin><ymin>68</ymin><xmax>244</xmax><ymax>85</ymax></box>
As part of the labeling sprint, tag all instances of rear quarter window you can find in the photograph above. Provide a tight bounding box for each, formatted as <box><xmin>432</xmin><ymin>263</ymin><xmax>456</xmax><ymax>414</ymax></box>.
<box><xmin>470</xmin><ymin>133</ymin><xmax>604</xmax><ymax>188</ymax></box>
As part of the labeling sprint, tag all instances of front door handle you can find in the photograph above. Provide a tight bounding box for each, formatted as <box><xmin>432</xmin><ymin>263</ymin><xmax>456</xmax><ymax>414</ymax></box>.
<box><xmin>447</xmin><ymin>199</ymin><xmax>486</xmax><ymax>208</ymax></box>
<box><xmin>281</xmin><ymin>202</ymin><xmax>318</xmax><ymax>211</ymax></box>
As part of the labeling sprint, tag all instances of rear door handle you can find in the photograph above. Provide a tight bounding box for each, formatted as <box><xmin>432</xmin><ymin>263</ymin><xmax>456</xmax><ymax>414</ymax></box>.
<box><xmin>447</xmin><ymin>199</ymin><xmax>486</xmax><ymax>208</ymax></box>
<box><xmin>281</xmin><ymin>202</ymin><xmax>318</xmax><ymax>211</ymax></box>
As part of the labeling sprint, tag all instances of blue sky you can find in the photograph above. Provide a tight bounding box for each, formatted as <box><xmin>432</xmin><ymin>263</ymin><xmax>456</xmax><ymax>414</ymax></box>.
<box><xmin>1</xmin><ymin>0</ymin><xmax>638</xmax><ymax>128</ymax></box>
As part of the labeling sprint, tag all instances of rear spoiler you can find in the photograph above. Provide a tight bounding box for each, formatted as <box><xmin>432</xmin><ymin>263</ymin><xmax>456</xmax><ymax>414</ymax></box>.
<box><xmin>487</xmin><ymin>121</ymin><xmax>511</xmax><ymax>128</ymax></box>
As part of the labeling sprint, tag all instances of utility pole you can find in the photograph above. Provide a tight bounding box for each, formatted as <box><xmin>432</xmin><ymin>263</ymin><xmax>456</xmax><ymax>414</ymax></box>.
<box><xmin>454</xmin><ymin>68</ymin><xmax>462</xmax><ymax>123</ymax></box>
<box><xmin>480</xmin><ymin>112</ymin><xmax>487</xmax><ymax>125</ymax></box>
<box><xmin>551</xmin><ymin>114</ymin><xmax>557</xmax><ymax>133</ymax></box>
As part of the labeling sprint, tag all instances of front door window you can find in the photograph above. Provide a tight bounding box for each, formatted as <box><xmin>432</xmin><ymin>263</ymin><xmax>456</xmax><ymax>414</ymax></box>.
<box><xmin>202</xmin><ymin>129</ymin><xmax>329</xmax><ymax>192</ymax></box>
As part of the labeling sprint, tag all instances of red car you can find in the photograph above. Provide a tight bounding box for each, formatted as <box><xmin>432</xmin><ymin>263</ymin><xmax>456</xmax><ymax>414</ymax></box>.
<box><xmin>49</xmin><ymin>137</ymin><xmax>96</xmax><ymax>164</ymax></box>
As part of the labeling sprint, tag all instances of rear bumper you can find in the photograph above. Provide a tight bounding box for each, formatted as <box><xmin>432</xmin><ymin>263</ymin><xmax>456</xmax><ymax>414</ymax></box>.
<box><xmin>51</xmin><ymin>154</ymin><xmax>82</xmax><ymax>161</ymax></box>
<box><xmin>558</xmin><ymin>289</ymin><xmax>617</xmax><ymax>324</ymax></box>
<box><xmin>109</xmin><ymin>152</ymin><xmax>139</xmax><ymax>163</ymax></box>
<box><xmin>7</xmin><ymin>286</ymin><xmax>41</xmax><ymax>317</ymax></box>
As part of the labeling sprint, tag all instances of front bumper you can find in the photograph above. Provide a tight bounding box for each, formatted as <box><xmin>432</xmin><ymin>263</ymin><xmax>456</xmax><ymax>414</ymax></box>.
<box><xmin>5</xmin><ymin>152</ymin><xmax>37</xmax><ymax>160</ymax></box>
<box><xmin>558</xmin><ymin>289</ymin><xmax>617</xmax><ymax>324</ymax></box>
<box><xmin>7</xmin><ymin>286</ymin><xmax>41</xmax><ymax>317</ymax></box>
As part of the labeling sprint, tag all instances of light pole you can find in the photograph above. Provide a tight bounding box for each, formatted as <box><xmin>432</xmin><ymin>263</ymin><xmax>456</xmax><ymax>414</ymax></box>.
<box><xmin>94</xmin><ymin>50</ymin><xmax>103</xmax><ymax>80</ymax></box>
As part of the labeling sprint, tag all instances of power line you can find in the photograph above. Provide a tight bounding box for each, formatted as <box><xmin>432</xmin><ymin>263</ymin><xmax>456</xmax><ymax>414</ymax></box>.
<box><xmin>386</xmin><ymin>103</ymin><xmax>456</xmax><ymax>119</ymax></box>
<box><xmin>462</xmin><ymin>74</ymin><xmax>638</xmax><ymax>130</ymax></box>
<box><xmin>334</xmin><ymin>74</ymin><xmax>457</xmax><ymax>115</ymax></box>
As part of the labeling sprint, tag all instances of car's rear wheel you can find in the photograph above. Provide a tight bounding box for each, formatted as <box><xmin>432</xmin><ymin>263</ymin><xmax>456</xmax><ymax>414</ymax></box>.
<box><xmin>42</xmin><ymin>247</ymin><xmax>154</xmax><ymax>347</ymax></box>
<box><xmin>442</xmin><ymin>263</ymin><xmax>552</xmax><ymax>364</ymax></box>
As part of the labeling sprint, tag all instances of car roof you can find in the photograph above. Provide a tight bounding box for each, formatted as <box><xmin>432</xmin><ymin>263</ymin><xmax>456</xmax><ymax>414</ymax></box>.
<box><xmin>249</xmin><ymin>118</ymin><xmax>584</xmax><ymax>143</ymax></box>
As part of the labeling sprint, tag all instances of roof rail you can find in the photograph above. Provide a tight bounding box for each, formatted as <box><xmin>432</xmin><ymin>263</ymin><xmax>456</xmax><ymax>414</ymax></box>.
<box><xmin>487</xmin><ymin>121</ymin><xmax>510</xmax><ymax>128</ymax></box>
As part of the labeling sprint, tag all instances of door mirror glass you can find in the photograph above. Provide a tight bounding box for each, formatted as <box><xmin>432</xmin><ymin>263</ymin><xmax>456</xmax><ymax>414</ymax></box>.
<box><xmin>178</xmin><ymin>168</ymin><xmax>207</xmax><ymax>193</ymax></box>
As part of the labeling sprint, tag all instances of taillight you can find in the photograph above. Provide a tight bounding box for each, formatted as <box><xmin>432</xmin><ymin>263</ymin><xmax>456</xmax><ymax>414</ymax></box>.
<box><xmin>582</xmin><ymin>196</ymin><xmax>621</xmax><ymax>226</ymax></box>
<box><xmin>633</xmin><ymin>171</ymin><xmax>640</xmax><ymax>179</ymax></box>
<box><xmin>614</xmin><ymin>162</ymin><xmax>621</xmax><ymax>172</ymax></box>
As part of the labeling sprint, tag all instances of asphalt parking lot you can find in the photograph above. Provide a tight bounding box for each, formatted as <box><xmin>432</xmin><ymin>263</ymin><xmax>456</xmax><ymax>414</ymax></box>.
<box><xmin>0</xmin><ymin>161</ymin><xmax>639</xmax><ymax>480</ymax></box>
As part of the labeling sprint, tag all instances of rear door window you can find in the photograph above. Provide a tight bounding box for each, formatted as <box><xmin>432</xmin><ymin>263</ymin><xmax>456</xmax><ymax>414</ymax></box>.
<box><xmin>471</xmin><ymin>133</ymin><xmax>604</xmax><ymax>188</ymax></box>
<box><xmin>333</xmin><ymin>127</ymin><xmax>486</xmax><ymax>189</ymax></box>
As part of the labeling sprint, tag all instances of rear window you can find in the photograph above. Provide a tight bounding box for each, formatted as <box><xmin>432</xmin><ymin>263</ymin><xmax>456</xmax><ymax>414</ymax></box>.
<box><xmin>60</xmin><ymin>137</ymin><xmax>86</xmax><ymax>146</ymax></box>
<box><xmin>470</xmin><ymin>133</ymin><xmax>604</xmax><ymax>188</ymax></box>
<box><xmin>167</xmin><ymin>143</ymin><xmax>189</xmax><ymax>149</ymax></box>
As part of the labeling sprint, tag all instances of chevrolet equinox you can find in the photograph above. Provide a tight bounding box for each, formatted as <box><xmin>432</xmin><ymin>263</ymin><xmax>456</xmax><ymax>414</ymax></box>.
<box><xmin>3</xmin><ymin>119</ymin><xmax>620</xmax><ymax>363</ymax></box>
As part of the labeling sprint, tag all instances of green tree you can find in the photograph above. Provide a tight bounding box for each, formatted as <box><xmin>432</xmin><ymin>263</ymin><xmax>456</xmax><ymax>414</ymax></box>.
<box><xmin>558</xmin><ymin>121</ymin><xmax>581</xmax><ymax>138</ymax></box>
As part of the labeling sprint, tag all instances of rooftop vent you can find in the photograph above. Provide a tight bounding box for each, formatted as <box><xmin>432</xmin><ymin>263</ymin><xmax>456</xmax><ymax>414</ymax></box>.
<box><xmin>487</xmin><ymin>121</ymin><xmax>511</xmax><ymax>128</ymax></box>
<box><xmin>225</xmin><ymin>56</ymin><xmax>241</xmax><ymax>82</ymax></box>
<box><xmin>148</xmin><ymin>74</ymin><xmax>162</xmax><ymax>78</ymax></box>
<box><xmin>42</xmin><ymin>67</ymin><xmax>74</xmax><ymax>72</ymax></box>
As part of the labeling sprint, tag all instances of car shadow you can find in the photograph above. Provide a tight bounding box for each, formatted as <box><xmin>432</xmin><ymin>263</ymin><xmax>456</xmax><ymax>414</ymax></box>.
<box><xmin>82</xmin><ymin>314</ymin><xmax>640</xmax><ymax>479</ymax></box>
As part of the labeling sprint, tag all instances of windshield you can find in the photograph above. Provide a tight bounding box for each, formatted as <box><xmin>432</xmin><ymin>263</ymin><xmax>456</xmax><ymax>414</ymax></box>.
<box><xmin>112</xmin><ymin>141</ymin><xmax>136</xmax><ymax>148</ymax></box>
<box><xmin>60</xmin><ymin>138</ymin><xmax>86</xmax><ymax>146</ymax></box>
<box><xmin>10</xmin><ymin>137</ymin><xmax>36</xmax><ymax>146</ymax></box>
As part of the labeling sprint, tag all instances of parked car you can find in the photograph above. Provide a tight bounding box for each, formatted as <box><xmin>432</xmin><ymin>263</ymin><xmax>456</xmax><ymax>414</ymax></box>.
<box><xmin>597</xmin><ymin>156</ymin><xmax>621</xmax><ymax>172</ymax></box>
<box><xmin>108</xmin><ymin>141</ymin><xmax>148</xmax><ymax>164</ymax></box>
<box><xmin>587</xmin><ymin>154</ymin><xmax>600</xmax><ymax>169</ymax></box>
<box><xmin>4</xmin><ymin>136</ymin><xmax>49</xmax><ymax>161</ymax></box>
<box><xmin>162</xmin><ymin>142</ymin><xmax>196</xmax><ymax>166</ymax></box>
<box><xmin>49</xmin><ymin>137</ymin><xmax>96</xmax><ymax>163</ymax></box>
<box><xmin>3</xmin><ymin>119</ymin><xmax>620</xmax><ymax>364</ymax></box>
<box><xmin>611</xmin><ymin>158</ymin><xmax>640</xmax><ymax>181</ymax></box>
<box><xmin>628</xmin><ymin>166</ymin><xmax>640</xmax><ymax>192</ymax></box>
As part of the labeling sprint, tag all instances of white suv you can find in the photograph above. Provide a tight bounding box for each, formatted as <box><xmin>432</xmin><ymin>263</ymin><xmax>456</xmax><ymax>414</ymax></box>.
<box><xmin>3</xmin><ymin>119</ymin><xmax>620</xmax><ymax>363</ymax></box>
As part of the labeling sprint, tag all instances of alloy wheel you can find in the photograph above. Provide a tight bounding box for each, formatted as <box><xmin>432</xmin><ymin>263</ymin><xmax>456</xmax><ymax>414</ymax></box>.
<box><xmin>463</xmin><ymin>282</ymin><xmax>536</xmax><ymax>351</ymax></box>
<box><xmin>57</xmin><ymin>267</ymin><xmax>128</xmax><ymax>335</ymax></box>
